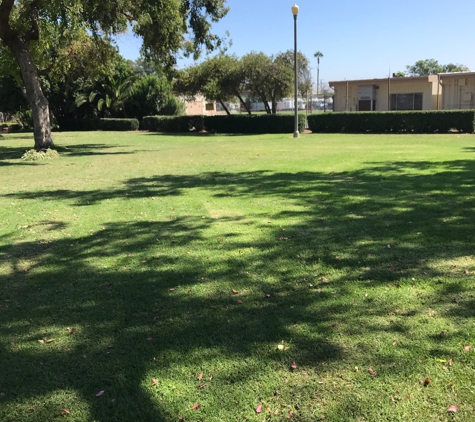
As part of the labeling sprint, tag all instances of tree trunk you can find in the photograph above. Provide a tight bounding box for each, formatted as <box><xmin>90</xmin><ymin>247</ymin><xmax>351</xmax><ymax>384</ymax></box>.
<box><xmin>218</xmin><ymin>99</ymin><xmax>231</xmax><ymax>115</ymax></box>
<box><xmin>236</xmin><ymin>94</ymin><xmax>251</xmax><ymax>115</ymax></box>
<box><xmin>7</xmin><ymin>37</ymin><xmax>53</xmax><ymax>151</ymax></box>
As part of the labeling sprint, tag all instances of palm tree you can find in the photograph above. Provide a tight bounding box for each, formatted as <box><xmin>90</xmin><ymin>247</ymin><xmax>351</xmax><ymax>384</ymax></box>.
<box><xmin>314</xmin><ymin>51</ymin><xmax>323</xmax><ymax>95</ymax></box>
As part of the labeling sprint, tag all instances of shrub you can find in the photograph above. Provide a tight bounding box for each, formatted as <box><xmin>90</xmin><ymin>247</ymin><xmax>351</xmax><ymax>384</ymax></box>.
<box><xmin>307</xmin><ymin>110</ymin><xmax>475</xmax><ymax>134</ymax></box>
<box><xmin>141</xmin><ymin>115</ymin><xmax>204</xmax><ymax>132</ymax></box>
<box><xmin>57</xmin><ymin>118</ymin><xmax>139</xmax><ymax>131</ymax></box>
<box><xmin>158</xmin><ymin>97</ymin><xmax>186</xmax><ymax>116</ymax></box>
<box><xmin>21</xmin><ymin>148</ymin><xmax>59</xmax><ymax>161</ymax></box>
<box><xmin>203</xmin><ymin>114</ymin><xmax>307</xmax><ymax>134</ymax></box>
<box><xmin>99</xmin><ymin>118</ymin><xmax>139</xmax><ymax>131</ymax></box>
<box><xmin>142</xmin><ymin>113</ymin><xmax>306</xmax><ymax>134</ymax></box>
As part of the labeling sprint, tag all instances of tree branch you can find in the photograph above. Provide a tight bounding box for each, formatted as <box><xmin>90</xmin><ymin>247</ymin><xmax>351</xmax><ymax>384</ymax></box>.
<box><xmin>24</xmin><ymin>0</ymin><xmax>43</xmax><ymax>44</ymax></box>
<box><xmin>0</xmin><ymin>0</ymin><xmax>16</xmax><ymax>41</ymax></box>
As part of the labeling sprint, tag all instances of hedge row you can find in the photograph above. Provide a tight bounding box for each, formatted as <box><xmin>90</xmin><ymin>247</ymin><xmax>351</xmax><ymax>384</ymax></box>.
<box><xmin>141</xmin><ymin>115</ymin><xmax>205</xmax><ymax>132</ymax></box>
<box><xmin>57</xmin><ymin>118</ymin><xmax>139</xmax><ymax>131</ymax></box>
<box><xmin>307</xmin><ymin>110</ymin><xmax>475</xmax><ymax>134</ymax></box>
<box><xmin>142</xmin><ymin>114</ymin><xmax>306</xmax><ymax>134</ymax></box>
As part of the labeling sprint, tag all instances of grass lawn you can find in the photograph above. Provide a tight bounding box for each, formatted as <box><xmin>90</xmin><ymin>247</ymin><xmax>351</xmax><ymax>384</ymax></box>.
<box><xmin>1</xmin><ymin>131</ymin><xmax>475</xmax><ymax>421</ymax></box>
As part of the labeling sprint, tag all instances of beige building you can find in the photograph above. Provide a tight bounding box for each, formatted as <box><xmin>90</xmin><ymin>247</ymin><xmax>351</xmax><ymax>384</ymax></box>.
<box><xmin>330</xmin><ymin>72</ymin><xmax>475</xmax><ymax>112</ymax></box>
<box><xmin>184</xmin><ymin>94</ymin><xmax>217</xmax><ymax>116</ymax></box>
<box><xmin>439</xmin><ymin>72</ymin><xmax>475</xmax><ymax>110</ymax></box>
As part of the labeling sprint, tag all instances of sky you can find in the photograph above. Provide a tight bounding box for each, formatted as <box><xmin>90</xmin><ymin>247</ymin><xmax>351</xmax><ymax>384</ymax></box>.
<box><xmin>115</xmin><ymin>0</ymin><xmax>475</xmax><ymax>86</ymax></box>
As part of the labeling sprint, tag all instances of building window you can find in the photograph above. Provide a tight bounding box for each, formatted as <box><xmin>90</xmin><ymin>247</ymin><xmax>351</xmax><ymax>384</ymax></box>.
<box><xmin>390</xmin><ymin>93</ymin><xmax>423</xmax><ymax>110</ymax></box>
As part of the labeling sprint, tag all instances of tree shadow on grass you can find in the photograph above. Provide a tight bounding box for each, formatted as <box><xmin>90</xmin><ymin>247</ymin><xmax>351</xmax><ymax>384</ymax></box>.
<box><xmin>2</xmin><ymin>159</ymin><xmax>475</xmax><ymax>420</ymax></box>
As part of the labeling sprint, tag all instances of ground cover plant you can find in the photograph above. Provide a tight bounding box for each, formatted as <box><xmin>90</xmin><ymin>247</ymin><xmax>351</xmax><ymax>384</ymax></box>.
<box><xmin>1</xmin><ymin>131</ymin><xmax>475</xmax><ymax>421</ymax></box>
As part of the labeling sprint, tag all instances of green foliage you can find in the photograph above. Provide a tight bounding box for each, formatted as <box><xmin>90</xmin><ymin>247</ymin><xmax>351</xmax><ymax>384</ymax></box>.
<box><xmin>0</xmin><ymin>76</ymin><xmax>28</xmax><ymax>114</ymax></box>
<box><xmin>307</xmin><ymin>110</ymin><xmax>475</xmax><ymax>134</ymax></box>
<box><xmin>204</xmin><ymin>114</ymin><xmax>306</xmax><ymax>134</ymax></box>
<box><xmin>125</xmin><ymin>75</ymin><xmax>173</xmax><ymax>119</ymax></box>
<box><xmin>21</xmin><ymin>148</ymin><xmax>59</xmax><ymax>161</ymax></box>
<box><xmin>141</xmin><ymin>115</ymin><xmax>204</xmax><ymax>132</ymax></box>
<box><xmin>405</xmin><ymin>59</ymin><xmax>470</xmax><ymax>76</ymax></box>
<box><xmin>142</xmin><ymin>113</ymin><xmax>306</xmax><ymax>133</ymax></box>
<box><xmin>241</xmin><ymin>52</ymin><xmax>293</xmax><ymax>114</ymax></box>
<box><xmin>174</xmin><ymin>55</ymin><xmax>247</xmax><ymax>115</ymax></box>
<box><xmin>15</xmin><ymin>109</ymin><xmax>34</xmax><ymax>130</ymax></box>
<box><xmin>158</xmin><ymin>96</ymin><xmax>186</xmax><ymax>116</ymax></box>
<box><xmin>57</xmin><ymin>118</ymin><xmax>139</xmax><ymax>131</ymax></box>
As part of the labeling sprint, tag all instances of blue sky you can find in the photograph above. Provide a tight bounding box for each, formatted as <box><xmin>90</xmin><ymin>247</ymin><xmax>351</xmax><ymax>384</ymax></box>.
<box><xmin>115</xmin><ymin>0</ymin><xmax>475</xmax><ymax>86</ymax></box>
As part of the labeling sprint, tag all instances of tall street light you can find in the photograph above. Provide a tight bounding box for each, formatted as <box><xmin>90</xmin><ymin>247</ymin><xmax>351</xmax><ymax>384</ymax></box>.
<box><xmin>292</xmin><ymin>4</ymin><xmax>299</xmax><ymax>138</ymax></box>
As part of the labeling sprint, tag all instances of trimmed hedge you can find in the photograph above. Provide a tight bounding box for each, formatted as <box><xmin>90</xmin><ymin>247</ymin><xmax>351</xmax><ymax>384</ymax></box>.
<box><xmin>57</xmin><ymin>118</ymin><xmax>139</xmax><ymax>131</ymax></box>
<box><xmin>142</xmin><ymin>113</ymin><xmax>306</xmax><ymax>134</ymax></box>
<box><xmin>203</xmin><ymin>114</ymin><xmax>306</xmax><ymax>134</ymax></box>
<box><xmin>141</xmin><ymin>115</ymin><xmax>205</xmax><ymax>132</ymax></box>
<box><xmin>307</xmin><ymin>110</ymin><xmax>475</xmax><ymax>134</ymax></box>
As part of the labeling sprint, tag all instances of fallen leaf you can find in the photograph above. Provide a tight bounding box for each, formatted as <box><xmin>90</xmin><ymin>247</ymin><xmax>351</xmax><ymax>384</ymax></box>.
<box><xmin>278</xmin><ymin>344</ymin><xmax>284</xmax><ymax>350</ymax></box>
<box><xmin>274</xmin><ymin>409</ymin><xmax>279</xmax><ymax>414</ymax></box>
<box><xmin>368</xmin><ymin>368</ymin><xmax>377</xmax><ymax>376</ymax></box>
<box><xmin>38</xmin><ymin>339</ymin><xmax>44</xmax><ymax>344</ymax></box>
<box><xmin>198</xmin><ymin>372</ymin><xmax>203</xmax><ymax>381</ymax></box>
<box><xmin>290</xmin><ymin>362</ymin><xmax>297</xmax><ymax>370</ymax></box>
<box><xmin>59</xmin><ymin>409</ymin><xmax>70</xmax><ymax>414</ymax></box>
<box><xmin>169</xmin><ymin>288</ymin><xmax>175</xmax><ymax>291</ymax></box>
<box><xmin>255</xmin><ymin>404</ymin><xmax>262</xmax><ymax>413</ymax></box>
<box><xmin>192</xmin><ymin>403</ymin><xmax>201</xmax><ymax>410</ymax></box>
<box><xmin>236</xmin><ymin>300</ymin><xmax>243</xmax><ymax>304</ymax></box>
<box><xmin>265</xmin><ymin>293</ymin><xmax>271</xmax><ymax>298</ymax></box>
<box><xmin>70</xmin><ymin>328</ymin><xmax>76</xmax><ymax>335</ymax></box>
<box><xmin>95</xmin><ymin>390</ymin><xmax>104</xmax><ymax>397</ymax></box>
<box><xmin>232</xmin><ymin>289</ymin><xmax>239</xmax><ymax>294</ymax></box>
<box><xmin>151</xmin><ymin>378</ymin><xmax>158</xmax><ymax>387</ymax></box>
<box><xmin>464</xmin><ymin>345</ymin><xmax>472</xmax><ymax>351</ymax></box>
<box><xmin>284</xmin><ymin>346</ymin><xmax>290</xmax><ymax>351</ymax></box>
<box><xmin>287</xmin><ymin>410</ymin><xmax>294</xmax><ymax>418</ymax></box>
<box><xmin>449</xmin><ymin>359</ymin><xmax>454</xmax><ymax>366</ymax></box>
<box><xmin>45</xmin><ymin>338</ymin><xmax>55</xmax><ymax>343</ymax></box>
<box><xmin>332</xmin><ymin>323</ymin><xmax>339</xmax><ymax>328</ymax></box>
<box><xmin>392</xmin><ymin>339</ymin><xmax>397</xmax><ymax>346</ymax></box>
<box><xmin>464</xmin><ymin>270</ymin><xmax>469</xmax><ymax>274</ymax></box>
<box><xmin>448</xmin><ymin>405</ymin><xmax>458</xmax><ymax>413</ymax></box>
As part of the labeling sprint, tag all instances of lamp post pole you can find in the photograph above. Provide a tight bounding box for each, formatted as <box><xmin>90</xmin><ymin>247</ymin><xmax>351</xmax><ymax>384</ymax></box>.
<box><xmin>292</xmin><ymin>4</ymin><xmax>299</xmax><ymax>138</ymax></box>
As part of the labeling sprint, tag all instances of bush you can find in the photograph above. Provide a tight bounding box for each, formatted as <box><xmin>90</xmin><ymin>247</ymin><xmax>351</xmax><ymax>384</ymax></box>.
<box><xmin>57</xmin><ymin>118</ymin><xmax>139</xmax><ymax>131</ymax></box>
<box><xmin>21</xmin><ymin>148</ymin><xmax>59</xmax><ymax>161</ymax></box>
<box><xmin>141</xmin><ymin>115</ymin><xmax>205</xmax><ymax>132</ymax></box>
<box><xmin>99</xmin><ymin>118</ymin><xmax>139</xmax><ymax>131</ymax></box>
<box><xmin>141</xmin><ymin>113</ymin><xmax>307</xmax><ymax>134</ymax></box>
<box><xmin>203</xmin><ymin>114</ymin><xmax>306</xmax><ymax>134</ymax></box>
<box><xmin>158</xmin><ymin>97</ymin><xmax>186</xmax><ymax>116</ymax></box>
<box><xmin>307</xmin><ymin>110</ymin><xmax>475</xmax><ymax>134</ymax></box>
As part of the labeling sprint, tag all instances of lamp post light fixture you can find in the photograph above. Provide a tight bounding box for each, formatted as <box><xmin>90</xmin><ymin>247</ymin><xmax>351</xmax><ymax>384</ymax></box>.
<box><xmin>292</xmin><ymin>4</ymin><xmax>299</xmax><ymax>138</ymax></box>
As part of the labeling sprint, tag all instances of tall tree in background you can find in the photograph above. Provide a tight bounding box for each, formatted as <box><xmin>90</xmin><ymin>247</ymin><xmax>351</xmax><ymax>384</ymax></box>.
<box><xmin>0</xmin><ymin>0</ymin><xmax>229</xmax><ymax>151</ymax></box>
<box><xmin>174</xmin><ymin>55</ymin><xmax>250</xmax><ymax>115</ymax></box>
<box><xmin>405</xmin><ymin>59</ymin><xmax>470</xmax><ymax>76</ymax></box>
<box><xmin>314</xmin><ymin>51</ymin><xmax>323</xmax><ymax>94</ymax></box>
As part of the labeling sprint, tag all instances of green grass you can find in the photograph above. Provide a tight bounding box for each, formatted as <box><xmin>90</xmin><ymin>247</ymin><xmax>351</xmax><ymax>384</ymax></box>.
<box><xmin>1</xmin><ymin>131</ymin><xmax>475</xmax><ymax>421</ymax></box>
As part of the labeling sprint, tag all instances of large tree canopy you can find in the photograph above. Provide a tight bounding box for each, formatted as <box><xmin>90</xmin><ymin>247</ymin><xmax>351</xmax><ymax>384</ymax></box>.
<box><xmin>404</xmin><ymin>59</ymin><xmax>470</xmax><ymax>76</ymax></box>
<box><xmin>0</xmin><ymin>0</ymin><xmax>229</xmax><ymax>150</ymax></box>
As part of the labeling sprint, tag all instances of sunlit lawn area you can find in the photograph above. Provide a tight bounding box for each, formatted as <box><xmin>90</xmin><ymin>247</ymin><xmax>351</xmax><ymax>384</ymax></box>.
<box><xmin>1</xmin><ymin>130</ymin><xmax>475</xmax><ymax>421</ymax></box>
